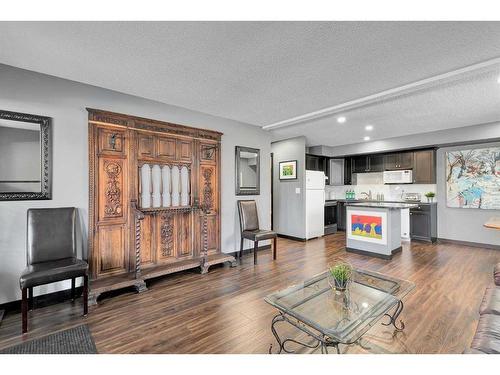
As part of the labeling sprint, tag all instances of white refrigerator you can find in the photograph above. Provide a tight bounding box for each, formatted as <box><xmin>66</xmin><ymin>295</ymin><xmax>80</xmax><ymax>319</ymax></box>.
<box><xmin>305</xmin><ymin>170</ymin><xmax>325</xmax><ymax>240</ymax></box>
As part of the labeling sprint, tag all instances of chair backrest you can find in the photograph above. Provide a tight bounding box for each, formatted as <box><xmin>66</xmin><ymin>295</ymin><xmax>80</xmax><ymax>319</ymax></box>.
<box><xmin>26</xmin><ymin>207</ymin><xmax>77</xmax><ymax>265</ymax></box>
<box><xmin>237</xmin><ymin>200</ymin><xmax>259</xmax><ymax>232</ymax></box>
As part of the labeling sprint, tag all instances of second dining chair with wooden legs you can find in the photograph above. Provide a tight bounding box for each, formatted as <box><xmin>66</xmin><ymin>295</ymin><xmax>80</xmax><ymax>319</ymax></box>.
<box><xmin>237</xmin><ymin>200</ymin><xmax>277</xmax><ymax>265</ymax></box>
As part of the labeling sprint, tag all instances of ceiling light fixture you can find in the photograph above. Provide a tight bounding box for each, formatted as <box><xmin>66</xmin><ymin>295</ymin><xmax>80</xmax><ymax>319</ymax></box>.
<box><xmin>497</xmin><ymin>75</ymin><xmax>500</xmax><ymax>84</ymax></box>
<box><xmin>363</xmin><ymin>136</ymin><xmax>370</xmax><ymax>141</ymax></box>
<box><xmin>365</xmin><ymin>125</ymin><xmax>374</xmax><ymax>131</ymax></box>
<box><xmin>337</xmin><ymin>116</ymin><xmax>346</xmax><ymax>123</ymax></box>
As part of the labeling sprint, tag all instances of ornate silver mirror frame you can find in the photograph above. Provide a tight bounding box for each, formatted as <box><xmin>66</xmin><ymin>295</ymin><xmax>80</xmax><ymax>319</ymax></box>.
<box><xmin>0</xmin><ymin>110</ymin><xmax>52</xmax><ymax>201</ymax></box>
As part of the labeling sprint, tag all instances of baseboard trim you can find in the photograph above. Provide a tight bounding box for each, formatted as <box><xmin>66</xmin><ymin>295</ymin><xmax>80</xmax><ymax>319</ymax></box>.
<box><xmin>228</xmin><ymin>244</ymin><xmax>271</xmax><ymax>258</ymax></box>
<box><xmin>437</xmin><ymin>238</ymin><xmax>500</xmax><ymax>250</ymax></box>
<box><xmin>346</xmin><ymin>246</ymin><xmax>402</xmax><ymax>260</ymax></box>
<box><xmin>0</xmin><ymin>287</ymin><xmax>83</xmax><ymax>313</ymax></box>
<box><xmin>278</xmin><ymin>234</ymin><xmax>306</xmax><ymax>242</ymax></box>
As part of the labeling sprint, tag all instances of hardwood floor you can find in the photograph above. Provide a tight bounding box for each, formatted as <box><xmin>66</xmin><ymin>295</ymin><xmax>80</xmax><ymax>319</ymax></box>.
<box><xmin>0</xmin><ymin>233</ymin><xmax>498</xmax><ymax>353</ymax></box>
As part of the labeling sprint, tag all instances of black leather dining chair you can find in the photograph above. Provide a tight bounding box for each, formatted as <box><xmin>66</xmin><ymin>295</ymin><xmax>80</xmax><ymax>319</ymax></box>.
<box><xmin>19</xmin><ymin>207</ymin><xmax>89</xmax><ymax>334</ymax></box>
<box><xmin>237</xmin><ymin>200</ymin><xmax>277</xmax><ymax>265</ymax></box>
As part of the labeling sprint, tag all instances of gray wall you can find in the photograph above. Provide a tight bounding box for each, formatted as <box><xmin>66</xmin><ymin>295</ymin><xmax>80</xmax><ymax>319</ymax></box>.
<box><xmin>271</xmin><ymin>137</ymin><xmax>306</xmax><ymax>239</ymax></box>
<box><xmin>437</xmin><ymin>142</ymin><xmax>500</xmax><ymax>246</ymax></box>
<box><xmin>0</xmin><ymin>64</ymin><xmax>272</xmax><ymax>304</ymax></box>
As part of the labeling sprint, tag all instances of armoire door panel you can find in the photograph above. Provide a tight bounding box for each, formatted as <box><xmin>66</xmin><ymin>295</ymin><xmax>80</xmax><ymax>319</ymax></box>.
<box><xmin>138</xmin><ymin>133</ymin><xmax>155</xmax><ymax>159</ymax></box>
<box><xmin>98</xmin><ymin>128</ymin><xmax>126</xmax><ymax>155</ymax></box>
<box><xmin>140</xmin><ymin>214</ymin><xmax>155</xmax><ymax>265</ymax></box>
<box><xmin>157</xmin><ymin>137</ymin><xmax>177</xmax><ymax>160</ymax></box>
<box><xmin>156</xmin><ymin>212</ymin><xmax>176</xmax><ymax>261</ymax></box>
<box><xmin>199</xmin><ymin>143</ymin><xmax>217</xmax><ymax>165</ymax></box>
<box><xmin>98</xmin><ymin>158</ymin><xmax>127</xmax><ymax>222</ymax></box>
<box><xmin>176</xmin><ymin>211</ymin><xmax>193</xmax><ymax>258</ymax></box>
<box><xmin>97</xmin><ymin>225</ymin><xmax>127</xmax><ymax>276</ymax></box>
<box><xmin>177</xmin><ymin>140</ymin><xmax>193</xmax><ymax>162</ymax></box>
<box><xmin>199</xmin><ymin>214</ymin><xmax>218</xmax><ymax>254</ymax></box>
<box><xmin>199</xmin><ymin>165</ymin><xmax>218</xmax><ymax>213</ymax></box>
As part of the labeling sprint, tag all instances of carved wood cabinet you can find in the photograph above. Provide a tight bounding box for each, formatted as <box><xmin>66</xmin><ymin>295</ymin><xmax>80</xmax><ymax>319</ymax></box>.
<box><xmin>87</xmin><ymin>109</ymin><xmax>235</xmax><ymax>303</ymax></box>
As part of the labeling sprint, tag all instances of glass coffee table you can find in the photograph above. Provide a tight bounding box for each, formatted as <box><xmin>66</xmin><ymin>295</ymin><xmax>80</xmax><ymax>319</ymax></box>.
<box><xmin>264</xmin><ymin>268</ymin><xmax>415</xmax><ymax>354</ymax></box>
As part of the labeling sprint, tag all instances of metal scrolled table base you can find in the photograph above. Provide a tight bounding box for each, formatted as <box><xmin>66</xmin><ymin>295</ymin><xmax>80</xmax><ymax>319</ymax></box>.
<box><xmin>269</xmin><ymin>299</ymin><xmax>406</xmax><ymax>354</ymax></box>
<box><xmin>269</xmin><ymin>313</ymin><xmax>340</xmax><ymax>354</ymax></box>
<box><xmin>382</xmin><ymin>300</ymin><xmax>405</xmax><ymax>331</ymax></box>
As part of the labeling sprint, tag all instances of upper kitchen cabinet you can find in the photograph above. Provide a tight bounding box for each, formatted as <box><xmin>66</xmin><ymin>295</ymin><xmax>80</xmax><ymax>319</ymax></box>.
<box><xmin>344</xmin><ymin>157</ymin><xmax>352</xmax><ymax>185</ymax></box>
<box><xmin>306</xmin><ymin>154</ymin><xmax>326</xmax><ymax>172</ymax></box>
<box><xmin>384</xmin><ymin>152</ymin><xmax>413</xmax><ymax>170</ymax></box>
<box><xmin>413</xmin><ymin>149</ymin><xmax>436</xmax><ymax>184</ymax></box>
<box><xmin>352</xmin><ymin>154</ymin><xmax>384</xmax><ymax>173</ymax></box>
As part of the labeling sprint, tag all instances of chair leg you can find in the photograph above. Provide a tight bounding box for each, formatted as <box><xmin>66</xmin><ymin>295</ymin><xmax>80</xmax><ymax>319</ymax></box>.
<box><xmin>71</xmin><ymin>278</ymin><xmax>76</xmax><ymax>301</ymax></box>
<box><xmin>28</xmin><ymin>287</ymin><xmax>33</xmax><ymax>311</ymax></box>
<box><xmin>273</xmin><ymin>237</ymin><xmax>277</xmax><ymax>260</ymax></box>
<box><xmin>240</xmin><ymin>238</ymin><xmax>244</xmax><ymax>262</ymax></box>
<box><xmin>83</xmin><ymin>275</ymin><xmax>88</xmax><ymax>316</ymax></box>
<box><xmin>254</xmin><ymin>241</ymin><xmax>258</xmax><ymax>265</ymax></box>
<box><xmin>21</xmin><ymin>288</ymin><xmax>28</xmax><ymax>334</ymax></box>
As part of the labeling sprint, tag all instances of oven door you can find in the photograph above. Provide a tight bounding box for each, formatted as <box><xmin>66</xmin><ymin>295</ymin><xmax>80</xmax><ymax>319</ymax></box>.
<box><xmin>324</xmin><ymin>201</ymin><xmax>338</xmax><ymax>234</ymax></box>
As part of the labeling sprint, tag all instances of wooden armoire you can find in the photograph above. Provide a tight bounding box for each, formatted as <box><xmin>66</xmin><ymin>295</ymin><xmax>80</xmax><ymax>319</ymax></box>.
<box><xmin>87</xmin><ymin>109</ymin><xmax>235</xmax><ymax>303</ymax></box>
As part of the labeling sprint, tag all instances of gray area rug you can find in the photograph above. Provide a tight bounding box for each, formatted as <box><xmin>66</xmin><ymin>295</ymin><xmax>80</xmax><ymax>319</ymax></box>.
<box><xmin>0</xmin><ymin>324</ymin><xmax>97</xmax><ymax>354</ymax></box>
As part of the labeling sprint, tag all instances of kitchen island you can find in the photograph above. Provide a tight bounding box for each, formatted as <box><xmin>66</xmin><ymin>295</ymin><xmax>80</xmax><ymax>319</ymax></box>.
<box><xmin>345</xmin><ymin>202</ymin><xmax>418</xmax><ymax>259</ymax></box>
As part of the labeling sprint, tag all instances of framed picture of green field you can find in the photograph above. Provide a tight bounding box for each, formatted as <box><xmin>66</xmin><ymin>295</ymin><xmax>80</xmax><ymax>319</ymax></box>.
<box><xmin>279</xmin><ymin>160</ymin><xmax>298</xmax><ymax>180</ymax></box>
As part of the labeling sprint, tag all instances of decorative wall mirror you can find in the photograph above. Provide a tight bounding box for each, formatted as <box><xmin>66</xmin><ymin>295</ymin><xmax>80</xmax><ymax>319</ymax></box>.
<box><xmin>235</xmin><ymin>146</ymin><xmax>260</xmax><ymax>195</ymax></box>
<box><xmin>0</xmin><ymin>110</ymin><xmax>51</xmax><ymax>201</ymax></box>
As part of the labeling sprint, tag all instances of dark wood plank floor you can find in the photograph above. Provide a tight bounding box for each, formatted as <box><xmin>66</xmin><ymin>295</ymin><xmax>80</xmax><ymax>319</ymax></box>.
<box><xmin>0</xmin><ymin>233</ymin><xmax>498</xmax><ymax>353</ymax></box>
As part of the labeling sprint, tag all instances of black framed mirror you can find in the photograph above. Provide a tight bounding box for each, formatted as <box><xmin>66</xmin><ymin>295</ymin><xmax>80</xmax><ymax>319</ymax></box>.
<box><xmin>235</xmin><ymin>146</ymin><xmax>260</xmax><ymax>196</ymax></box>
<box><xmin>0</xmin><ymin>110</ymin><xmax>51</xmax><ymax>201</ymax></box>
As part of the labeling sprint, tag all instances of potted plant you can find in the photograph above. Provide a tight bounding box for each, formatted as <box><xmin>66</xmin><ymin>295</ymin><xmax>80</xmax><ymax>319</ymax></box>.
<box><xmin>328</xmin><ymin>262</ymin><xmax>352</xmax><ymax>292</ymax></box>
<box><xmin>424</xmin><ymin>192</ymin><xmax>435</xmax><ymax>203</ymax></box>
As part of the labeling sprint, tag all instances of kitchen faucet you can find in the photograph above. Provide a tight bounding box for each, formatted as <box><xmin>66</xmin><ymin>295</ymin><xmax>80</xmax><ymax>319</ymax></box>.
<box><xmin>360</xmin><ymin>190</ymin><xmax>372</xmax><ymax>200</ymax></box>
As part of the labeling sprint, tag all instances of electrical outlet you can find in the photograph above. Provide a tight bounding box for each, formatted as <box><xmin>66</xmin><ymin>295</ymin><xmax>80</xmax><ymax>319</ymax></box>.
<box><xmin>295</xmin><ymin>188</ymin><xmax>301</xmax><ymax>194</ymax></box>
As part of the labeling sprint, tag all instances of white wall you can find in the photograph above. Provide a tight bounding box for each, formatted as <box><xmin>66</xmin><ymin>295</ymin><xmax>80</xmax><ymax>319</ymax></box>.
<box><xmin>271</xmin><ymin>137</ymin><xmax>306</xmax><ymax>239</ymax></box>
<box><xmin>0</xmin><ymin>64</ymin><xmax>272</xmax><ymax>304</ymax></box>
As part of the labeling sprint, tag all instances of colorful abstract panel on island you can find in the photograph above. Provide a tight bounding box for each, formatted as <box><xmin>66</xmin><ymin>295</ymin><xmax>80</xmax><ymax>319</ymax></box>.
<box><xmin>446</xmin><ymin>147</ymin><xmax>500</xmax><ymax>209</ymax></box>
<box><xmin>351</xmin><ymin>215</ymin><xmax>383</xmax><ymax>240</ymax></box>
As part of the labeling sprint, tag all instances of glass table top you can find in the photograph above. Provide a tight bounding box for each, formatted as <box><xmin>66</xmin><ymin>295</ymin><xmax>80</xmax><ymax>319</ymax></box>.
<box><xmin>264</xmin><ymin>268</ymin><xmax>415</xmax><ymax>344</ymax></box>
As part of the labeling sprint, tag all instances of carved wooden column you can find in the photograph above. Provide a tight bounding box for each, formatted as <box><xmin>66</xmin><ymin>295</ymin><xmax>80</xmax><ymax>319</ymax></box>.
<box><xmin>131</xmin><ymin>200</ymin><xmax>147</xmax><ymax>293</ymax></box>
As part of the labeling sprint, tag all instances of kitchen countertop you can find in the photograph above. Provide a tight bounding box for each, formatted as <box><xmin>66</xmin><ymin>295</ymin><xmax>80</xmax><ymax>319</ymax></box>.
<box><xmin>327</xmin><ymin>199</ymin><xmax>436</xmax><ymax>205</ymax></box>
<box><xmin>345</xmin><ymin>202</ymin><xmax>419</xmax><ymax>209</ymax></box>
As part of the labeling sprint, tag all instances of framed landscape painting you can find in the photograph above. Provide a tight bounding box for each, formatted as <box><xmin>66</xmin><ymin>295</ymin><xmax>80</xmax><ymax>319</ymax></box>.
<box><xmin>446</xmin><ymin>147</ymin><xmax>500</xmax><ymax>209</ymax></box>
<box><xmin>279</xmin><ymin>160</ymin><xmax>297</xmax><ymax>180</ymax></box>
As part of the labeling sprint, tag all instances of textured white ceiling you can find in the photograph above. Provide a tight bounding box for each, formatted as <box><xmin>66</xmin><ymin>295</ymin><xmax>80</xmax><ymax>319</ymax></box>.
<box><xmin>1</xmin><ymin>21</ymin><xmax>500</xmax><ymax>146</ymax></box>
<box><xmin>271</xmin><ymin>69</ymin><xmax>500</xmax><ymax>146</ymax></box>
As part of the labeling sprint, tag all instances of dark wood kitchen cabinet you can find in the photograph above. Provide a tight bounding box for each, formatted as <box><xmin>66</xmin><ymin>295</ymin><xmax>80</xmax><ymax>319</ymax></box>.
<box><xmin>337</xmin><ymin>201</ymin><xmax>347</xmax><ymax>231</ymax></box>
<box><xmin>352</xmin><ymin>155</ymin><xmax>384</xmax><ymax>173</ymax></box>
<box><xmin>344</xmin><ymin>157</ymin><xmax>352</xmax><ymax>185</ymax></box>
<box><xmin>384</xmin><ymin>152</ymin><xmax>413</xmax><ymax>170</ymax></box>
<box><xmin>410</xmin><ymin>204</ymin><xmax>437</xmax><ymax>242</ymax></box>
<box><xmin>306</xmin><ymin>154</ymin><xmax>324</xmax><ymax>171</ymax></box>
<box><xmin>413</xmin><ymin>149</ymin><xmax>436</xmax><ymax>184</ymax></box>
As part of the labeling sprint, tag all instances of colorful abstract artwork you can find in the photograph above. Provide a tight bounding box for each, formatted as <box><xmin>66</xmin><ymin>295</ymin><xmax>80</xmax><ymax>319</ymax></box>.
<box><xmin>351</xmin><ymin>214</ymin><xmax>383</xmax><ymax>240</ymax></box>
<box><xmin>446</xmin><ymin>147</ymin><xmax>500</xmax><ymax>209</ymax></box>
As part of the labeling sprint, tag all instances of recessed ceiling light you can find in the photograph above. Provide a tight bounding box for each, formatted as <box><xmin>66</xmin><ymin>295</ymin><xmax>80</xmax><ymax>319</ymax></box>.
<box><xmin>337</xmin><ymin>116</ymin><xmax>346</xmax><ymax>123</ymax></box>
<box><xmin>363</xmin><ymin>136</ymin><xmax>370</xmax><ymax>141</ymax></box>
<box><xmin>365</xmin><ymin>125</ymin><xmax>374</xmax><ymax>131</ymax></box>
<box><xmin>497</xmin><ymin>75</ymin><xmax>500</xmax><ymax>84</ymax></box>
